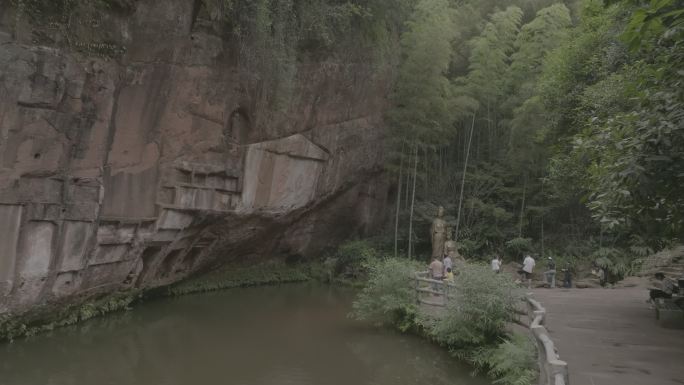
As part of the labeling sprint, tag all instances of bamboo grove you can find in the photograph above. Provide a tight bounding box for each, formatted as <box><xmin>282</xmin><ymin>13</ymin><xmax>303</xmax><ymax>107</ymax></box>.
<box><xmin>386</xmin><ymin>0</ymin><xmax>684</xmax><ymax>275</ymax></box>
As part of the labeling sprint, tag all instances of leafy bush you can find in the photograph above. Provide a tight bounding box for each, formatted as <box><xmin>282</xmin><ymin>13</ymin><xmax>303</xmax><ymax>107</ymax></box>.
<box><xmin>505</xmin><ymin>237</ymin><xmax>533</xmax><ymax>259</ymax></box>
<box><xmin>0</xmin><ymin>290</ymin><xmax>141</xmax><ymax>342</ymax></box>
<box><xmin>427</xmin><ymin>264</ymin><xmax>532</xmax><ymax>385</ymax></box>
<box><xmin>592</xmin><ymin>247</ymin><xmax>643</xmax><ymax>282</ymax></box>
<box><xmin>169</xmin><ymin>262</ymin><xmax>311</xmax><ymax>296</ymax></box>
<box><xmin>430</xmin><ymin>264</ymin><xmax>520</xmax><ymax>348</ymax></box>
<box><xmin>351</xmin><ymin>258</ymin><xmax>422</xmax><ymax>331</ymax></box>
<box><xmin>353</xmin><ymin>259</ymin><xmax>535</xmax><ymax>385</ymax></box>
<box><xmin>456</xmin><ymin>238</ymin><xmax>481</xmax><ymax>259</ymax></box>
<box><xmin>471</xmin><ymin>333</ymin><xmax>537</xmax><ymax>385</ymax></box>
<box><xmin>332</xmin><ymin>239</ymin><xmax>381</xmax><ymax>278</ymax></box>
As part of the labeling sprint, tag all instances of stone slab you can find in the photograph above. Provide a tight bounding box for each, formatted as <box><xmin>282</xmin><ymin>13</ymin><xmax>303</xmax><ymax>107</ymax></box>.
<box><xmin>157</xmin><ymin>209</ymin><xmax>193</xmax><ymax>230</ymax></box>
<box><xmin>58</xmin><ymin>221</ymin><xmax>94</xmax><ymax>272</ymax></box>
<box><xmin>242</xmin><ymin>134</ymin><xmax>327</xmax><ymax>210</ymax></box>
<box><xmin>0</xmin><ymin>204</ymin><xmax>22</xmax><ymax>296</ymax></box>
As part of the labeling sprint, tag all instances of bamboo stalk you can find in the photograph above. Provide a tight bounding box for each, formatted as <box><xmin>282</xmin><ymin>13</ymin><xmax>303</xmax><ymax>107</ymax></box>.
<box><xmin>394</xmin><ymin>143</ymin><xmax>405</xmax><ymax>258</ymax></box>
<box><xmin>519</xmin><ymin>174</ymin><xmax>527</xmax><ymax>238</ymax></box>
<box><xmin>455</xmin><ymin>113</ymin><xmax>476</xmax><ymax>243</ymax></box>
<box><xmin>408</xmin><ymin>144</ymin><xmax>419</xmax><ymax>259</ymax></box>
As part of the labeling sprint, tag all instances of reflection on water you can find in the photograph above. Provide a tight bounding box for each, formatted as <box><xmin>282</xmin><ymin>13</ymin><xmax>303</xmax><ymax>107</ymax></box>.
<box><xmin>0</xmin><ymin>284</ymin><xmax>489</xmax><ymax>385</ymax></box>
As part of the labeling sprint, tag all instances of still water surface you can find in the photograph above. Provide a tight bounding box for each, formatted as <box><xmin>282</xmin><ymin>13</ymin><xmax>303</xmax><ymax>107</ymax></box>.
<box><xmin>0</xmin><ymin>284</ymin><xmax>489</xmax><ymax>385</ymax></box>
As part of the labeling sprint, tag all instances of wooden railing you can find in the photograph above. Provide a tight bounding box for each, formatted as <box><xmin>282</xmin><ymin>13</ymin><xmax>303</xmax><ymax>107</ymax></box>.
<box><xmin>412</xmin><ymin>271</ymin><xmax>456</xmax><ymax>307</ymax></box>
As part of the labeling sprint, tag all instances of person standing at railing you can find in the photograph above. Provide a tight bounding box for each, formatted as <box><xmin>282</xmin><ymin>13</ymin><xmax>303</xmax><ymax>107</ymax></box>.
<box><xmin>445</xmin><ymin>267</ymin><xmax>454</xmax><ymax>281</ymax></box>
<box><xmin>429</xmin><ymin>256</ymin><xmax>444</xmax><ymax>280</ymax></box>
<box><xmin>428</xmin><ymin>256</ymin><xmax>444</xmax><ymax>294</ymax></box>
<box><xmin>442</xmin><ymin>253</ymin><xmax>453</xmax><ymax>277</ymax></box>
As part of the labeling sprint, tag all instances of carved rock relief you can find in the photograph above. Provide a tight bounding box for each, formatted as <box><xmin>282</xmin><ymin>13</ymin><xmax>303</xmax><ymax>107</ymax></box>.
<box><xmin>0</xmin><ymin>0</ymin><xmax>388</xmax><ymax>316</ymax></box>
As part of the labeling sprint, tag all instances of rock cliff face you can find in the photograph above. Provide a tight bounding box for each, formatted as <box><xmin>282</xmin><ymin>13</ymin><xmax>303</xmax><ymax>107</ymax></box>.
<box><xmin>0</xmin><ymin>1</ymin><xmax>389</xmax><ymax>316</ymax></box>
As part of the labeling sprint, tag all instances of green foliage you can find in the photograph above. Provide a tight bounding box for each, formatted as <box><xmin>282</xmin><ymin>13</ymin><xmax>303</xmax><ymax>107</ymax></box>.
<box><xmin>335</xmin><ymin>239</ymin><xmax>380</xmax><ymax>263</ymax></box>
<box><xmin>592</xmin><ymin>247</ymin><xmax>644</xmax><ymax>280</ymax></box>
<box><xmin>582</xmin><ymin>51</ymin><xmax>684</xmax><ymax>238</ymax></box>
<box><xmin>168</xmin><ymin>262</ymin><xmax>312</xmax><ymax>296</ymax></box>
<box><xmin>471</xmin><ymin>334</ymin><xmax>538</xmax><ymax>385</ymax></box>
<box><xmin>461</xmin><ymin>6</ymin><xmax>523</xmax><ymax>107</ymax></box>
<box><xmin>0</xmin><ymin>290</ymin><xmax>140</xmax><ymax>342</ymax></box>
<box><xmin>328</xmin><ymin>239</ymin><xmax>383</xmax><ymax>279</ymax></box>
<box><xmin>535</xmin><ymin>0</ymin><xmax>684</xmax><ymax>244</ymax></box>
<box><xmin>387</xmin><ymin>0</ymin><xmax>458</xmax><ymax>152</ymax></box>
<box><xmin>9</xmin><ymin>0</ymin><xmax>129</xmax><ymax>58</ymax></box>
<box><xmin>353</xmin><ymin>260</ymin><xmax>534</xmax><ymax>385</ymax></box>
<box><xmin>429</xmin><ymin>264</ymin><xmax>520</xmax><ymax>348</ymax></box>
<box><xmin>611</xmin><ymin>0</ymin><xmax>684</xmax><ymax>49</ymax></box>
<box><xmin>434</xmin><ymin>264</ymin><xmax>536</xmax><ymax>385</ymax></box>
<box><xmin>351</xmin><ymin>258</ymin><xmax>422</xmax><ymax>330</ymax></box>
<box><xmin>505</xmin><ymin>237</ymin><xmax>534</xmax><ymax>258</ymax></box>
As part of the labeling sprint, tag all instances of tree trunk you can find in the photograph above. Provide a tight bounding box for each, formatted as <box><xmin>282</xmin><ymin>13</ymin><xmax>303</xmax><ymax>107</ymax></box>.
<box><xmin>424</xmin><ymin>147</ymin><xmax>429</xmax><ymax>198</ymax></box>
<box><xmin>408</xmin><ymin>144</ymin><xmax>419</xmax><ymax>259</ymax></box>
<box><xmin>455</xmin><ymin>113</ymin><xmax>476</xmax><ymax>243</ymax></box>
<box><xmin>487</xmin><ymin>98</ymin><xmax>491</xmax><ymax>161</ymax></box>
<box><xmin>540</xmin><ymin>177</ymin><xmax>544</xmax><ymax>258</ymax></box>
<box><xmin>405</xmin><ymin>148</ymin><xmax>412</xmax><ymax>210</ymax></box>
<box><xmin>394</xmin><ymin>143</ymin><xmax>405</xmax><ymax>258</ymax></box>
<box><xmin>466</xmin><ymin>194</ymin><xmax>475</xmax><ymax>227</ymax></box>
<box><xmin>518</xmin><ymin>175</ymin><xmax>527</xmax><ymax>238</ymax></box>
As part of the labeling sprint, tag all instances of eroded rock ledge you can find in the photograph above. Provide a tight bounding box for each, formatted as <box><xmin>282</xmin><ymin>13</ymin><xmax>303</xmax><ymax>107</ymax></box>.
<box><xmin>0</xmin><ymin>1</ymin><xmax>390</xmax><ymax>317</ymax></box>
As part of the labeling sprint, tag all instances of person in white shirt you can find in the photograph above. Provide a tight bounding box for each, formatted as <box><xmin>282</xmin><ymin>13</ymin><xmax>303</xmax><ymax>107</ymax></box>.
<box><xmin>443</xmin><ymin>254</ymin><xmax>453</xmax><ymax>276</ymax></box>
<box><xmin>521</xmin><ymin>255</ymin><xmax>535</xmax><ymax>289</ymax></box>
<box><xmin>491</xmin><ymin>256</ymin><xmax>502</xmax><ymax>274</ymax></box>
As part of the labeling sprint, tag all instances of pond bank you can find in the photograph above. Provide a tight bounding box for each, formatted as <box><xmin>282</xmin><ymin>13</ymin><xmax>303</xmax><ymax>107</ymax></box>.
<box><xmin>0</xmin><ymin>261</ymin><xmax>317</xmax><ymax>342</ymax></box>
<box><xmin>0</xmin><ymin>284</ymin><xmax>489</xmax><ymax>385</ymax></box>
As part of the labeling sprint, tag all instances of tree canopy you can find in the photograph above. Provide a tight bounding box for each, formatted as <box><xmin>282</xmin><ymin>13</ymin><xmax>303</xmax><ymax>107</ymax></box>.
<box><xmin>386</xmin><ymin>0</ymin><xmax>684</xmax><ymax>274</ymax></box>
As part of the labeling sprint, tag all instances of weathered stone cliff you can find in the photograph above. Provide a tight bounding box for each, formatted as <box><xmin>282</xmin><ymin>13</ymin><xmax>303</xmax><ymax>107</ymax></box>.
<box><xmin>0</xmin><ymin>1</ymin><xmax>390</xmax><ymax>317</ymax></box>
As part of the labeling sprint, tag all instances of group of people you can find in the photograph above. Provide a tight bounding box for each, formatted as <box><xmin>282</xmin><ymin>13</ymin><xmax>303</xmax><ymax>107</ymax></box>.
<box><xmin>428</xmin><ymin>252</ymin><xmax>564</xmax><ymax>289</ymax></box>
<box><xmin>428</xmin><ymin>206</ymin><xmax>566</xmax><ymax>288</ymax></box>
<box><xmin>515</xmin><ymin>254</ymin><xmax>568</xmax><ymax>289</ymax></box>
<box><xmin>491</xmin><ymin>254</ymin><xmax>554</xmax><ymax>289</ymax></box>
<box><xmin>429</xmin><ymin>254</ymin><xmax>455</xmax><ymax>281</ymax></box>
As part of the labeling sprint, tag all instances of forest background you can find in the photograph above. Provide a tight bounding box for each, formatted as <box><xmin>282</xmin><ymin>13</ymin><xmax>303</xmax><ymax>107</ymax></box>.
<box><xmin>378</xmin><ymin>0</ymin><xmax>683</xmax><ymax>282</ymax></box>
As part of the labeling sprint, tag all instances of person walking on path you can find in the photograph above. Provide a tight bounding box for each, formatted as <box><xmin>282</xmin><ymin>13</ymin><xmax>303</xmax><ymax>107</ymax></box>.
<box><xmin>521</xmin><ymin>254</ymin><xmax>535</xmax><ymax>289</ymax></box>
<box><xmin>491</xmin><ymin>255</ymin><xmax>502</xmax><ymax>274</ymax></box>
<box><xmin>544</xmin><ymin>257</ymin><xmax>556</xmax><ymax>288</ymax></box>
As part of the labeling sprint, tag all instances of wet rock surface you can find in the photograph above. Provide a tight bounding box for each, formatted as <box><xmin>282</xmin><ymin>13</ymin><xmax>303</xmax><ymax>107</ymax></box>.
<box><xmin>0</xmin><ymin>1</ymin><xmax>390</xmax><ymax>316</ymax></box>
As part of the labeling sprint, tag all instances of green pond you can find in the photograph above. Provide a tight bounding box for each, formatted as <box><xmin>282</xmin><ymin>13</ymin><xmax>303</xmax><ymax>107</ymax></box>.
<box><xmin>0</xmin><ymin>284</ymin><xmax>489</xmax><ymax>385</ymax></box>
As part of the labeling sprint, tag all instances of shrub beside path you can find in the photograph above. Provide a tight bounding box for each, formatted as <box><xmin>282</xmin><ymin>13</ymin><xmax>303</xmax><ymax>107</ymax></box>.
<box><xmin>531</xmin><ymin>288</ymin><xmax>684</xmax><ymax>385</ymax></box>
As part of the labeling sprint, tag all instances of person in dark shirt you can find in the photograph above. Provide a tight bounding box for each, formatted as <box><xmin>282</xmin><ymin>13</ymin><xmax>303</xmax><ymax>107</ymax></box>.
<box><xmin>544</xmin><ymin>257</ymin><xmax>556</xmax><ymax>288</ymax></box>
<box><xmin>562</xmin><ymin>264</ymin><xmax>572</xmax><ymax>288</ymax></box>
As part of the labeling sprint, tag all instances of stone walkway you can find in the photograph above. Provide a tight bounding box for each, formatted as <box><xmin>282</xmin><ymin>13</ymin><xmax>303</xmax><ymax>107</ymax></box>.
<box><xmin>531</xmin><ymin>288</ymin><xmax>684</xmax><ymax>385</ymax></box>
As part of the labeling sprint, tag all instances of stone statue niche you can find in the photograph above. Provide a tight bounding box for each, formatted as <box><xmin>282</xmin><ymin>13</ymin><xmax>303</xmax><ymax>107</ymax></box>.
<box><xmin>224</xmin><ymin>108</ymin><xmax>250</xmax><ymax>169</ymax></box>
<box><xmin>431</xmin><ymin>206</ymin><xmax>447</xmax><ymax>260</ymax></box>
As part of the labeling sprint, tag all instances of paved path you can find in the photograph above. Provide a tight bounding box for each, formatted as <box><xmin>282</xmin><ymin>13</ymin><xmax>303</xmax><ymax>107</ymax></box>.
<box><xmin>531</xmin><ymin>288</ymin><xmax>684</xmax><ymax>385</ymax></box>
